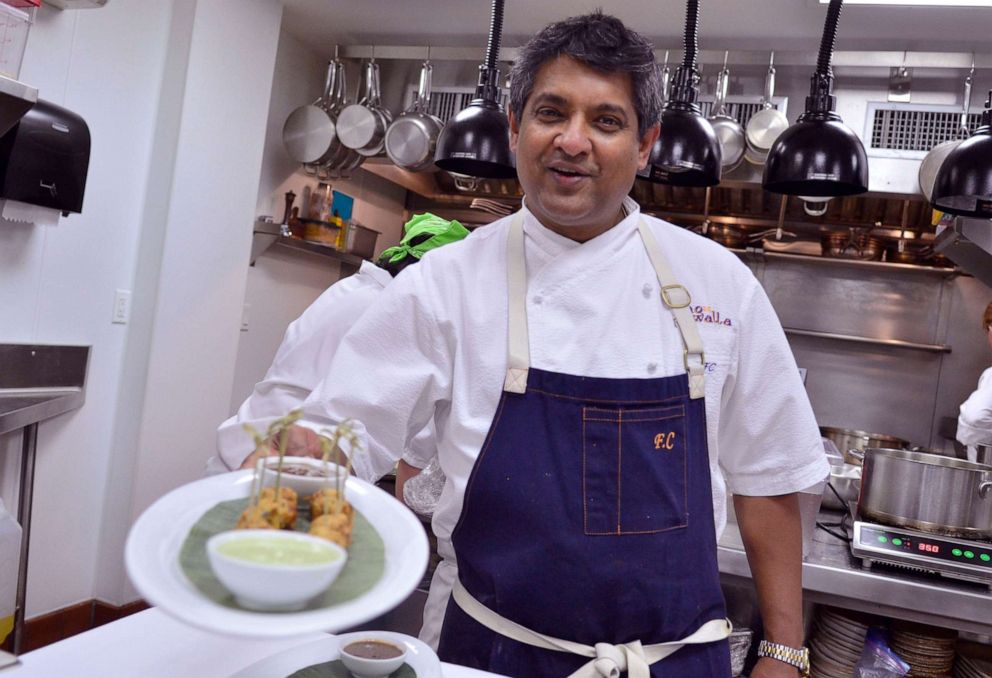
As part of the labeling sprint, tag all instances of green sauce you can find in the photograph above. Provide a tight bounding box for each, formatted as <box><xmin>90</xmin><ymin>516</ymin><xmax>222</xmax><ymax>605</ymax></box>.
<box><xmin>217</xmin><ymin>537</ymin><xmax>339</xmax><ymax>566</ymax></box>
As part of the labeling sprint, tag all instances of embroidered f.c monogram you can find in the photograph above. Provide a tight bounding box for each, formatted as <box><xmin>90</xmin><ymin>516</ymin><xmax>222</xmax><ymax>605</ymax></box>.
<box><xmin>654</xmin><ymin>432</ymin><xmax>677</xmax><ymax>450</ymax></box>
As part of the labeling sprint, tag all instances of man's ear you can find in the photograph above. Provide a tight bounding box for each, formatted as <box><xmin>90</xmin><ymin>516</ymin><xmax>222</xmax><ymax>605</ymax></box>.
<box><xmin>637</xmin><ymin>122</ymin><xmax>660</xmax><ymax>170</ymax></box>
<box><xmin>509</xmin><ymin>109</ymin><xmax>520</xmax><ymax>154</ymax></box>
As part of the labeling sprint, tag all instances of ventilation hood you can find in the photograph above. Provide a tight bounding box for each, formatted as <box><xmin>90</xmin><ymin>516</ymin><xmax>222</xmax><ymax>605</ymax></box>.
<box><xmin>0</xmin><ymin>74</ymin><xmax>38</xmax><ymax>138</ymax></box>
<box><xmin>934</xmin><ymin>217</ymin><xmax>992</xmax><ymax>288</ymax></box>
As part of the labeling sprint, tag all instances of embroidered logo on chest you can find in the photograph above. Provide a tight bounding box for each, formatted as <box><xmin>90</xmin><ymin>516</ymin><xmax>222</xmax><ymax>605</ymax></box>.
<box><xmin>691</xmin><ymin>304</ymin><xmax>733</xmax><ymax>327</ymax></box>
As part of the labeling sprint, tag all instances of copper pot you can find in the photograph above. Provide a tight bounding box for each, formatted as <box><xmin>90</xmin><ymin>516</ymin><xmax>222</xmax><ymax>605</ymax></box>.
<box><xmin>821</xmin><ymin>231</ymin><xmax>883</xmax><ymax>260</ymax></box>
<box><xmin>707</xmin><ymin>224</ymin><xmax>747</xmax><ymax>249</ymax></box>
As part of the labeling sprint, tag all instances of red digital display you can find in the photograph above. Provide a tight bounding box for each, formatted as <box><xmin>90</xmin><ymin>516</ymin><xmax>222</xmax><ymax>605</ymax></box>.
<box><xmin>918</xmin><ymin>543</ymin><xmax>940</xmax><ymax>554</ymax></box>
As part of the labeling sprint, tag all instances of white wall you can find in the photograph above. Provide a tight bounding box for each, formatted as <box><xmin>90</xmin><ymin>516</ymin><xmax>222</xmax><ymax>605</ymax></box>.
<box><xmin>123</xmin><ymin>0</ymin><xmax>284</xmax><ymax>587</ymax></box>
<box><xmin>0</xmin><ymin>0</ymin><xmax>286</xmax><ymax>617</ymax></box>
<box><xmin>228</xmin><ymin>28</ymin><xmax>406</xmax><ymax>416</ymax></box>
<box><xmin>0</xmin><ymin>1</ymin><xmax>174</xmax><ymax>616</ymax></box>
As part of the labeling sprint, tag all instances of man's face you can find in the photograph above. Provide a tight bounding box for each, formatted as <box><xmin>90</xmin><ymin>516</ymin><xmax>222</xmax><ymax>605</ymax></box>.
<box><xmin>510</xmin><ymin>55</ymin><xmax>659</xmax><ymax>242</ymax></box>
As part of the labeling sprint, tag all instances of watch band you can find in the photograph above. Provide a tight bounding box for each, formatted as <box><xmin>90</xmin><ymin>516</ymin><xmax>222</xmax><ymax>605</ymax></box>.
<box><xmin>757</xmin><ymin>639</ymin><xmax>810</xmax><ymax>677</ymax></box>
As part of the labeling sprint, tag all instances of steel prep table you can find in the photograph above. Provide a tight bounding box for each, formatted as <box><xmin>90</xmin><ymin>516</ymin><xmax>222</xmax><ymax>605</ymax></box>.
<box><xmin>0</xmin><ymin>345</ymin><xmax>89</xmax><ymax>655</ymax></box>
<box><xmin>718</xmin><ymin>508</ymin><xmax>992</xmax><ymax>637</ymax></box>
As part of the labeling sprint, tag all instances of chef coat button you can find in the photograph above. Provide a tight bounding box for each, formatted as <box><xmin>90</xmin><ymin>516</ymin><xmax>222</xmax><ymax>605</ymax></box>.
<box><xmin>647</xmin><ymin>362</ymin><xmax>658</xmax><ymax>374</ymax></box>
<box><xmin>533</xmin><ymin>296</ymin><xmax>543</xmax><ymax>305</ymax></box>
<box><xmin>642</xmin><ymin>284</ymin><xmax>653</xmax><ymax>299</ymax></box>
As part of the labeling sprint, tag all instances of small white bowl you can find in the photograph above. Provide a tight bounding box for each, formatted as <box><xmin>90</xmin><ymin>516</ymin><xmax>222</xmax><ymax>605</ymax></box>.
<box><xmin>340</xmin><ymin>637</ymin><xmax>408</xmax><ymax>677</ymax></box>
<box><xmin>206</xmin><ymin>530</ymin><xmax>347</xmax><ymax>611</ymax></box>
<box><xmin>259</xmin><ymin>456</ymin><xmax>347</xmax><ymax>496</ymax></box>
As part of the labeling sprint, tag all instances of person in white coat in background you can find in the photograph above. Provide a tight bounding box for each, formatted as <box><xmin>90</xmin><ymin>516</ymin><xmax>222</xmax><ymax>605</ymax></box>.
<box><xmin>958</xmin><ymin>301</ymin><xmax>992</xmax><ymax>462</ymax></box>
<box><xmin>209</xmin><ymin>214</ymin><xmax>469</xmax><ymax>504</ymax></box>
<box><xmin>287</xmin><ymin>13</ymin><xmax>827</xmax><ymax>678</ymax></box>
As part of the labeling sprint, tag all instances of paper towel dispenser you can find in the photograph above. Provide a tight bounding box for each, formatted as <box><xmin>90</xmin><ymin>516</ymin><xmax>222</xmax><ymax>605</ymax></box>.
<box><xmin>0</xmin><ymin>99</ymin><xmax>90</xmax><ymax>216</ymax></box>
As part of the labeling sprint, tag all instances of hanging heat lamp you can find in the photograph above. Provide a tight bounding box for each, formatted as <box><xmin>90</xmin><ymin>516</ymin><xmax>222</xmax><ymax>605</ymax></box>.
<box><xmin>931</xmin><ymin>90</ymin><xmax>992</xmax><ymax>218</ymax></box>
<box><xmin>763</xmin><ymin>0</ymin><xmax>868</xmax><ymax>197</ymax></box>
<box><xmin>644</xmin><ymin>0</ymin><xmax>722</xmax><ymax>187</ymax></box>
<box><xmin>434</xmin><ymin>0</ymin><xmax>515</xmax><ymax>179</ymax></box>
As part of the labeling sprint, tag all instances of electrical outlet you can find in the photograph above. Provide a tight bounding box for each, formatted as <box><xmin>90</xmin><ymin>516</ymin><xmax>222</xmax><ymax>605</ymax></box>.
<box><xmin>241</xmin><ymin>303</ymin><xmax>250</xmax><ymax>332</ymax></box>
<box><xmin>112</xmin><ymin>289</ymin><xmax>131</xmax><ymax>324</ymax></box>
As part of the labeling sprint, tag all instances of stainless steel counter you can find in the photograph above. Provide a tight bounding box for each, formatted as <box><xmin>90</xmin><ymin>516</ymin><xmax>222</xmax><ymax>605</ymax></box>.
<box><xmin>0</xmin><ymin>389</ymin><xmax>85</xmax><ymax>437</ymax></box>
<box><xmin>0</xmin><ymin>344</ymin><xmax>89</xmax><ymax>655</ymax></box>
<box><xmin>719</xmin><ymin>510</ymin><xmax>992</xmax><ymax>636</ymax></box>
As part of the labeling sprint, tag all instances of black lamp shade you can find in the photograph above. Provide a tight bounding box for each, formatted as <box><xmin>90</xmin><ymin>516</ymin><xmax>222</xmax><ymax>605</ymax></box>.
<box><xmin>931</xmin><ymin>129</ymin><xmax>992</xmax><ymax>218</ymax></box>
<box><xmin>434</xmin><ymin>99</ymin><xmax>515</xmax><ymax>179</ymax></box>
<box><xmin>762</xmin><ymin>114</ymin><xmax>868</xmax><ymax>197</ymax></box>
<box><xmin>645</xmin><ymin>106</ymin><xmax>722</xmax><ymax>187</ymax></box>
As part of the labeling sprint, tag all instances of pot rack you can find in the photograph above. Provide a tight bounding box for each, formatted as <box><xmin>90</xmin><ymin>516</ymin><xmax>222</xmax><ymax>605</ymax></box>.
<box><xmin>334</xmin><ymin>45</ymin><xmax>992</xmax><ymax>72</ymax></box>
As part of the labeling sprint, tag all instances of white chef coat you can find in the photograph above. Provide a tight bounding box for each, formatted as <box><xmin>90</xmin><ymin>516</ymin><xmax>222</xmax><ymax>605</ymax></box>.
<box><xmin>298</xmin><ymin>197</ymin><xmax>829</xmax><ymax>646</ymax></box>
<box><xmin>958</xmin><ymin>366</ymin><xmax>992</xmax><ymax>462</ymax></box>
<box><xmin>211</xmin><ymin>261</ymin><xmax>435</xmax><ymax>472</ymax></box>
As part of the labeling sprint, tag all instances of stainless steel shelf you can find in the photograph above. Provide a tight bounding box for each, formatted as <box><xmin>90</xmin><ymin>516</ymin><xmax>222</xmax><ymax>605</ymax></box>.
<box><xmin>755</xmin><ymin>249</ymin><xmax>961</xmax><ymax>277</ymax></box>
<box><xmin>251</xmin><ymin>223</ymin><xmax>366</xmax><ymax>276</ymax></box>
<box><xmin>783</xmin><ymin>328</ymin><xmax>951</xmax><ymax>354</ymax></box>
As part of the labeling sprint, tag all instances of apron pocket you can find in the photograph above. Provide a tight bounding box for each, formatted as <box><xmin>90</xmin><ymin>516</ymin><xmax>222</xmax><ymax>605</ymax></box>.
<box><xmin>582</xmin><ymin>403</ymin><xmax>688</xmax><ymax>535</ymax></box>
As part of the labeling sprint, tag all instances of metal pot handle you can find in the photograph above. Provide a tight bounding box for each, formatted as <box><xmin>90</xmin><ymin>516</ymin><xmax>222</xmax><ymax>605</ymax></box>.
<box><xmin>847</xmin><ymin>448</ymin><xmax>866</xmax><ymax>462</ymax></box>
<box><xmin>764</xmin><ymin>53</ymin><xmax>776</xmax><ymax>108</ymax></box>
<box><xmin>980</xmin><ymin>479</ymin><xmax>992</xmax><ymax>499</ymax></box>
<box><xmin>416</xmin><ymin>60</ymin><xmax>434</xmax><ymax>113</ymax></box>
<box><xmin>660</xmin><ymin>50</ymin><xmax>671</xmax><ymax>104</ymax></box>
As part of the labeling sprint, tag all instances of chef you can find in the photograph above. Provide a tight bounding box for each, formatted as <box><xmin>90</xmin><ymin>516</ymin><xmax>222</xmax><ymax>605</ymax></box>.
<box><xmin>957</xmin><ymin>301</ymin><xmax>992</xmax><ymax>462</ymax></box>
<box><xmin>297</xmin><ymin>12</ymin><xmax>827</xmax><ymax>677</ymax></box>
<box><xmin>209</xmin><ymin>213</ymin><xmax>469</xmax><ymax>495</ymax></box>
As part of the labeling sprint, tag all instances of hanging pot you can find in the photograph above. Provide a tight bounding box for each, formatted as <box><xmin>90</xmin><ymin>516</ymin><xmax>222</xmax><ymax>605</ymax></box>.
<box><xmin>385</xmin><ymin>59</ymin><xmax>445</xmax><ymax>172</ymax></box>
<box><xmin>282</xmin><ymin>62</ymin><xmax>338</xmax><ymax>164</ymax></box>
<box><xmin>707</xmin><ymin>57</ymin><xmax>745</xmax><ymax>171</ymax></box>
<box><xmin>338</xmin><ymin>60</ymin><xmax>392</xmax><ymax>157</ymax></box>
<box><xmin>745</xmin><ymin>55</ymin><xmax>789</xmax><ymax>157</ymax></box>
<box><xmin>920</xmin><ymin>70</ymin><xmax>973</xmax><ymax>202</ymax></box>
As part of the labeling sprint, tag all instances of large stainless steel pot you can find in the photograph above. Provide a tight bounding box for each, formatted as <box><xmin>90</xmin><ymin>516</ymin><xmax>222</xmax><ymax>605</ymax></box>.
<box><xmin>819</xmin><ymin>426</ymin><xmax>910</xmax><ymax>466</ymax></box>
<box><xmin>856</xmin><ymin>447</ymin><xmax>992</xmax><ymax>539</ymax></box>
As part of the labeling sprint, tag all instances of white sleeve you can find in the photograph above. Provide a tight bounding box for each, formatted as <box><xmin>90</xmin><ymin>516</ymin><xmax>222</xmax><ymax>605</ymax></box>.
<box><xmin>958</xmin><ymin>368</ymin><xmax>992</xmax><ymax>446</ymax></box>
<box><xmin>213</xmin><ymin>277</ymin><xmax>381</xmax><ymax>470</ymax></box>
<box><xmin>298</xmin><ymin>262</ymin><xmax>452</xmax><ymax>482</ymax></box>
<box><xmin>718</xmin><ymin>281</ymin><xmax>830</xmax><ymax>496</ymax></box>
<box><xmin>401</xmin><ymin>421</ymin><xmax>437</xmax><ymax>469</ymax></box>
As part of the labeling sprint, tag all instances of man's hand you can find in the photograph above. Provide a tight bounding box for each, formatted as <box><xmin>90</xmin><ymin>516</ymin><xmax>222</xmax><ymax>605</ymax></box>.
<box><xmin>750</xmin><ymin>656</ymin><xmax>801</xmax><ymax>678</ymax></box>
<box><xmin>239</xmin><ymin>425</ymin><xmax>325</xmax><ymax>469</ymax></box>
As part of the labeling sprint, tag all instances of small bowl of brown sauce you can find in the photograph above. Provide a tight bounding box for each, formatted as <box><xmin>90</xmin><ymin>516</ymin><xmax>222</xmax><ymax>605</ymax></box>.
<box><xmin>340</xmin><ymin>637</ymin><xmax>407</xmax><ymax>677</ymax></box>
<box><xmin>260</xmin><ymin>456</ymin><xmax>346</xmax><ymax>495</ymax></box>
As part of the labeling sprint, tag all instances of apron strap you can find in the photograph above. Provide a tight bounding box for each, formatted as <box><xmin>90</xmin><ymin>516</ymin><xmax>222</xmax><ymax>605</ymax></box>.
<box><xmin>637</xmin><ymin>221</ymin><xmax>706</xmax><ymax>399</ymax></box>
<box><xmin>504</xmin><ymin>213</ymin><xmax>530</xmax><ymax>393</ymax></box>
<box><xmin>503</xmin><ymin>211</ymin><xmax>706</xmax><ymax>399</ymax></box>
<box><xmin>453</xmin><ymin>579</ymin><xmax>732</xmax><ymax>678</ymax></box>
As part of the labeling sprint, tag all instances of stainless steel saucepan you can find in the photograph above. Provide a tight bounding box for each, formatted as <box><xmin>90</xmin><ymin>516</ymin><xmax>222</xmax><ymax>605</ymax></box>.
<box><xmin>819</xmin><ymin>426</ymin><xmax>910</xmax><ymax>466</ymax></box>
<box><xmin>707</xmin><ymin>53</ymin><xmax>745</xmax><ymax>172</ymax></box>
<box><xmin>283</xmin><ymin>62</ymin><xmax>338</xmax><ymax>164</ymax></box>
<box><xmin>855</xmin><ymin>447</ymin><xmax>992</xmax><ymax>539</ymax></box>
<box><xmin>919</xmin><ymin>69</ymin><xmax>973</xmax><ymax>201</ymax></box>
<box><xmin>338</xmin><ymin>59</ymin><xmax>392</xmax><ymax>157</ymax></box>
<box><xmin>385</xmin><ymin>58</ymin><xmax>444</xmax><ymax>171</ymax></box>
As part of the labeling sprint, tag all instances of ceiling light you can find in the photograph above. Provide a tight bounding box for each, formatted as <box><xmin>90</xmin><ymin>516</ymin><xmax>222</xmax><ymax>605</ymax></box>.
<box><xmin>763</xmin><ymin>0</ymin><xmax>869</xmax><ymax>197</ymax></box>
<box><xmin>931</xmin><ymin>90</ymin><xmax>992</xmax><ymax>218</ymax></box>
<box><xmin>434</xmin><ymin>0</ymin><xmax>515</xmax><ymax>179</ymax></box>
<box><xmin>644</xmin><ymin>0</ymin><xmax>722</xmax><ymax>187</ymax></box>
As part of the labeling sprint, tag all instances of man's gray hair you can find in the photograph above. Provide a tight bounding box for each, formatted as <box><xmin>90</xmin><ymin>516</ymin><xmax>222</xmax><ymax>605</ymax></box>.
<box><xmin>508</xmin><ymin>11</ymin><xmax>662</xmax><ymax>138</ymax></box>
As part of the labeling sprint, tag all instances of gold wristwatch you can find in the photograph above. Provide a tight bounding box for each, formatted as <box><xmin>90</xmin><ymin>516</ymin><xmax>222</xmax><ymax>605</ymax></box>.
<box><xmin>756</xmin><ymin>639</ymin><xmax>810</xmax><ymax>677</ymax></box>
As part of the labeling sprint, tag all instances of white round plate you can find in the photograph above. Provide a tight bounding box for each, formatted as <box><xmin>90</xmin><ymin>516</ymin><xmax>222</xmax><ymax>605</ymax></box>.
<box><xmin>230</xmin><ymin>631</ymin><xmax>442</xmax><ymax>678</ymax></box>
<box><xmin>125</xmin><ymin>470</ymin><xmax>428</xmax><ymax>638</ymax></box>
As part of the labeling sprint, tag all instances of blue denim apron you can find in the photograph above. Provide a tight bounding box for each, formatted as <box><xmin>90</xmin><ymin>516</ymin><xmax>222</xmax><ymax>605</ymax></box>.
<box><xmin>437</xmin><ymin>214</ymin><xmax>732</xmax><ymax>677</ymax></box>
